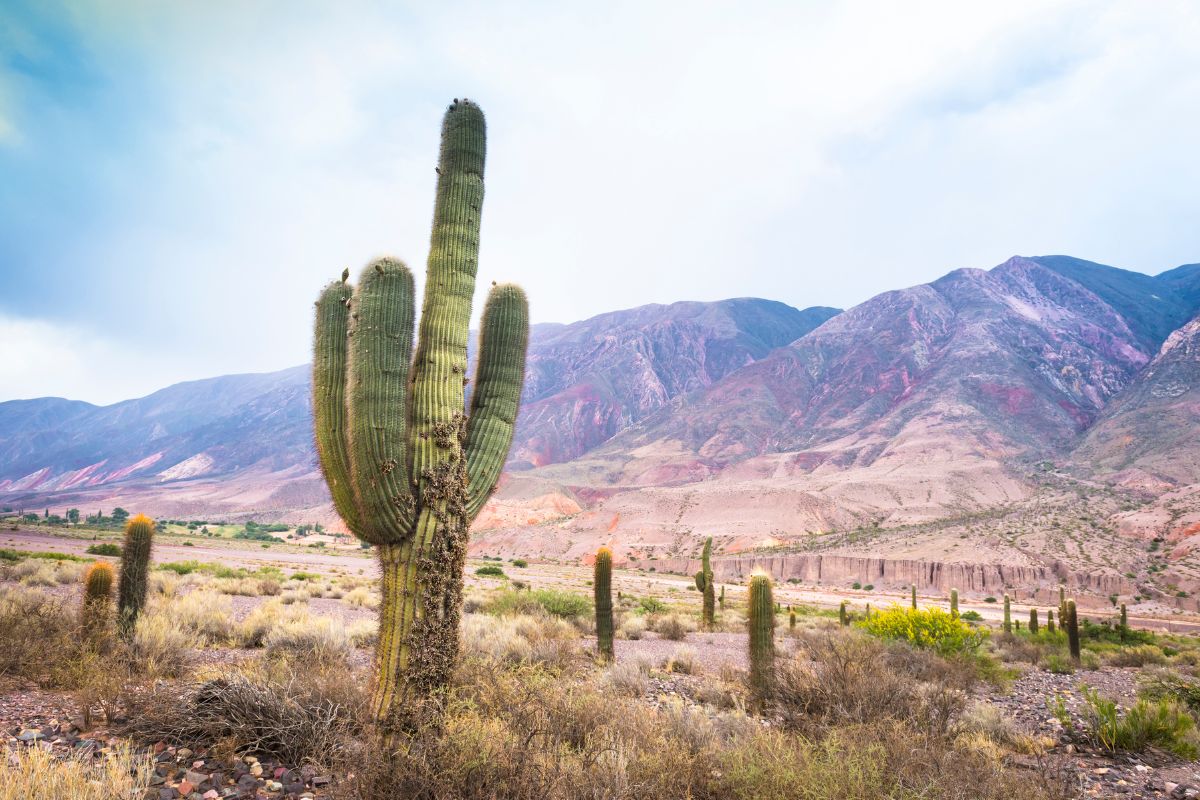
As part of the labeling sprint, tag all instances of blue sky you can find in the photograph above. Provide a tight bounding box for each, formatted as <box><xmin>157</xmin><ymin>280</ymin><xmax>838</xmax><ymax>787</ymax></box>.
<box><xmin>2</xmin><ymin>1</ymin><xmax>1199</xmax><ymax>404</ymax></box>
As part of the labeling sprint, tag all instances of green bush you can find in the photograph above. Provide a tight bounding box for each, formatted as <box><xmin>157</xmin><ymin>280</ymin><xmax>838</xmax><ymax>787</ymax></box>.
<box><xmin>290</xmin><ymin>571</ymin><xmax>321</xmax><ymax>582</ymax></box>
<box><xmin>1043</xmin><ymin>653</ymin><xmax>1075</xmax><ymax>674</ymax></box>
<box><xmin>1140</xmin><ymin>670</ymin><xmax>1200</xmax><ymax>714</ymax></box>
<box><xmin>856</xmin><ymin>605</ymin><xmax>986</xmax><ymax>655</ymax></box>
<box><xmin>487</xmin><ymin>588</ymin><xmax>592</xmax><ymax>619</ymax></box>
<box><xmin>511</xmin><ymin>559</ymin><xmax>528</xmax><ymax>568</ymax></box>
<box><xmin>157</xmin><ymin>561</ymin><xmax>247</xmax><ymax>579</ymax></box>
<box><xmin>1082</xmin><ymin>687</ymin><xmax>1198</xmax><ymax>758</ymax></box>
<box><xmin>85</xmin><ymin>543</ymin><xmax>122</xmax><ymax>557</ymax></box>
<box><xmin>637</xmin><ymin>596</ymin><xmax>668</xmax><ymax>615</ymax></box>
<box><xmin>475</xmin><ymin>565</ymin><xmax>507</xmax><ymax>578</ymax></box>
<box><xmin>960</xmin><ymin>610</ymin><xmax>983</xmax><ymax>622</ymax></box>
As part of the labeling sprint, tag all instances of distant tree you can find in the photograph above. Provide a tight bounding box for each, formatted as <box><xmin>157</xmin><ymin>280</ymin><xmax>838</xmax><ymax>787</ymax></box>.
<box><xmin>22</xmin><ymin>513</ymin><xmax>39</xmax><ymax>524</ymax></box>
<box><xmin>111</xmin><ymin>508</ymin><xmax>130</xmax><ymax>524</ymax></box>
<box><xmin>66</xmin><ymin>508</ymin><xmax>80</xmax><ymax>524</ymax></box>
<box><xmin>46</xmin><ymin>515</ymin><xmax>65</xmax><ymax>525</ymax></box>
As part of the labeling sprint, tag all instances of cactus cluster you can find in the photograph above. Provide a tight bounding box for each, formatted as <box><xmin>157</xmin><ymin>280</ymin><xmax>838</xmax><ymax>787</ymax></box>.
<box><xmin>694</xmin><ymin>537</ymin><xmax>715</xmax><ymax>628</ymax></box>
<box><xmin>594</xmin><ymin>546</ymin><xmax>614</xmax><ymax>661</ymax></box>
<box><xmin>748</xmin><ymin>571</ymin><xmax>775</xmax><ymax>707</ymax></box>
<box><xmin>311</xmin><ymin>99</ymin><xmax>529</xmax><ymax>729</ymax></box>
<box><xmin>117</xmin><ymin>514</ymin><xmax>154</xmax><ymax>636</ymax></box>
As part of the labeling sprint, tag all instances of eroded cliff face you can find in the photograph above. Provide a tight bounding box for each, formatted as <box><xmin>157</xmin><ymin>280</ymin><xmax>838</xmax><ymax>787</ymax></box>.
<box><xmin>654</xmin><ymin>553</ymin><xmax>1134</xmax><ymax>599</ymax></box>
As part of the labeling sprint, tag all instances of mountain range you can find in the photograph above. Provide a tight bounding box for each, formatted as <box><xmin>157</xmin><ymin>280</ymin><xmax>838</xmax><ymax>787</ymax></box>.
<box><xmin>4</xmin><ymin>255</ymin><xmax>1200</xmax><ymax>596</ymax></box>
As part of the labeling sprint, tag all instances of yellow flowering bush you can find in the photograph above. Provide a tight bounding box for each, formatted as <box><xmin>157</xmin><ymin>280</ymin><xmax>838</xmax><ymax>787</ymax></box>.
<box><xmin>857</xmin><ymin>605</ymin><xmax>987</xmax><ymax>655</ymax></box>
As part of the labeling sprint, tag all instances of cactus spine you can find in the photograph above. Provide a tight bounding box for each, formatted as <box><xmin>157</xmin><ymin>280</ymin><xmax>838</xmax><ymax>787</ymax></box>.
<box><xmin>1046</xmin><ymin>608</ymin><xmax>1056</xmax><ymax>634</ymax></box>
<box><xmin>911</xmin><ymin>585</ymin><xmax>917</xmax><ymax>610</ymax></box>
<box><xmin>311</xmin><ymin>99</ymin><xmax>529</xmax><ymax>730</ymax></box>
<box><xmin>1029</xmin><ymin>607</ymin><xmax>1039</xmax><ymax>634</ymax></box>
<box><xmin>1066</xmin><ymin>599</ymin><xmax>1081</xmax><ymax>662</ymax></box>
<box><xmin>117</xmin><ymin>514</ymin><xmax>154</xmax><ymax>636</ymax></box>
<box><xmin>81</xmin><ymin>561</ymin><xmax>115</xmax><ymax>641</ymax></box>
<box><xmin>594</xmin><ymin>546</ymin><xmax>614</xmax><ymax>661</ymax></box>
<box><xmin>695</xmin><ymin>537</ymin><xmax>715</xmax><ymax>628</ymax></box>
<box><xmin>748</xmin><ymin>571</ymin><xmax>775</xmax><ymax>707</ymax></box>
<box><xmin>1003</xmin><ymin>594</ymin><xmax>1012</xmax><ymax>634</ymax></box>
<box><xmin>950</xmin><ymin>588</ymin><xmax>959</xmax><ymax>619</ymax></box>
<box><xmin>838</xmin><ymin>600</ymin><xmax>848</xmax><ymax>627</ymax></box>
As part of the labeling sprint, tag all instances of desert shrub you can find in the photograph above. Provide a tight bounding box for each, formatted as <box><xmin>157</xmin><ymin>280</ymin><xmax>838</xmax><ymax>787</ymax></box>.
<box><xmin>85</xmin><ymin>543</ymin><xmax>122</xmax><ymax>557</ymax></box>
<box><xmin>776</xmin><ymin>630</ymin><xmax>966</xmax><ymax>737</ymax></box>
<box><xmin>347</xmin><ymin>619</ymin><xmax>378</xmax><ymax>648</ymax></box>
<box><xmin>1044</xmin><ymin>653</ymin><xmax>1076</xmax><ymax>674</ymax></box>
<box><xmin>857</xmin><ymin>605</ymin><xmax>986</xmax><ymax>655</ymax></box>
<box><xmin>1140</xmin><ymin>668</ymin><xmax>1200</xmax><ymax>715</ymax></box>
<box><xmin>618</xmin><ymin>615</ymin><xmax>647</xmax><ymax>640</ymax></box>
<box><xmin>488</xmin><ymin>588</ymin><xmax>592</xmax><ymax>620</ymax></box>
<box><xmin>955</xmin><ymin>701</ymin><xmax>1043</xmax><ymax>753</ymax></box>
<box><xmin>291</xmin><ymin>571</ymin><xmax>321</xmax><ymax>581</ymax></box>
<box><xmin>656</xmin><ymin>614</ymin><xmax>689</xmax><ymax>641</ymax></box>
<box><xmin>600</xmin><ymin>659</ymin><xmax>650</xmax><ymax>697</ymax></box>
<box><xmin>1081</xmin><ymin>618</ymin><xmax>1155</xmax><ymax>646</ymax></box>
<box><xmin>1082</xmin><ymin>686</ymin><xmax>1198</xmax><ymax>758</ymax></box>
<box><xmin>344</xmin><ymin>586</ymin><xmax>378</xmax><ymax>608</ymax></box>
<box><xmin>637</xmin><ymin>596</ymin><xmax>668</xmax><ymax>614</ymax></box>
<box><xmin>157</xmin><ymin>560</ymin><xmax>248</xmax><ymax>578</ymax></box>
<box><xmin>121</xmin><ymin>661</ymin><xmax>364</xmax><ymax>764</ymax></box>
<box><xmin>170</xmin><ymin>590</ymin><xmax>234</xmax><ymax>643</ymax></box>
<box><xmin>475</xmin><ymin>564</ymin><xmax>507</xmax><ymax>577</ymax></box>
<box><xmin>511</xmin><ymin>559</ymin><xmax>528</xmax><ymax>568</ymax></box>
<box><xmin>663</xmin><ymin>645</ymin><xmax>697</xmax><ymax>674</ymax></box>
<box><xmin>130</xmin><ymin>610</ymin><xmax>198</xmax><ymax>677</ymax></box>
<box><xmin>460</xmin><ymin>613</ymin><xmax>579</xmax><ymax>669</ymax></box>
<box><xmin>0</xmin><ymin>742</ymin><xmax>152</xmax><ymax>800</ymax></box>
<box><xmin>0</xmin><ymin>585</ymin><xmax>77</xmax><ymax>681</ymax></box>
<box><xmin>1104</xmin><ymin>644</ymin><xmax>1167</xmax><ymax>667</ymax></box>
<box><xmin>264</xmin><ymin>613</ymin><xmax>352</xmax><ymax>664</ymax></box>
<box><xmin>212</xmin><ymin>576</ymin><xmax>267</xmax><ymax>596</ymax></box>
<box><xmin>960</xmin><ymin>610</ymin><xmax>983</xmax><ymax>622</ymax></box>
<box><xmin>280</xmin><ymin>588</ymin><xmax>311</xmax><ymax>605</ymax></box>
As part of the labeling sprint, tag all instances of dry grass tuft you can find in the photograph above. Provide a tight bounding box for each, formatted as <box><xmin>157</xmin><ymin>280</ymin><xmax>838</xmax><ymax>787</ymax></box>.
<box><xmin>0</xmin><ymin>743</ymin><xmax>152</xmax><ymax>800</ymax></box>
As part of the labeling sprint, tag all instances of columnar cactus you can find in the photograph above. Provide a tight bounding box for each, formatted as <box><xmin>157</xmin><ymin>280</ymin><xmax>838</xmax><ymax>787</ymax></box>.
<box><xmin>81</xmin><ymin>561</ymin><xmax>115</xmax><ymax>641</ymax></box>
<box><xmin>950</xmin><ymin>588</ymin><xmax>959</xmax><ymax>619</ymax></box>
<box><xmin>1046</xmin><ymin>608</ymin><xmax>1056</xmax><ymax>634</ymax></box>
<box><xmin>1066</xmin><ymin>599</ymin><xmax>1081</xmax><ymax>662</ymax></box>
<box><xmin>694</xmin><ymin>537</ymin><xmax>715</xmax><ymax>628</ymax></box>
<box><xmin>789</xmin><ymin>608</ymin><xmax>796</xmax><ymax>630</ymax></box>
<box><xmin>1059</xmin><ymin>585</ymin><xmax>1066</xmax><ymax>624</ymax></box>
<box><xmin>117</xmin><ymin>514</ymin><xmax>154</xmax><ymax>636</ymax></box>
<box><xmin>748</xmin><ymin>571</ymin><xmax>775</xmax><ymax>707</ymax></box>
<box><xmin>594</xmin><ymin>546</ymin><xmax>614</xmax><ymax>661</ymax></box>
<box><xmin>1003</xmin><ymin>594</ymin><xmax>1012</xmax><ymax>634</ymax></box>
<box><xmin>839</xmin><ymin>600</ymin><xmax>848</xmax><ymax>627</ymax></box>
<box><xmin>911</xmin><ymin>585</ymin><xmax>917</xmax><ymax>610</ymax></box>
<box><xmin>719</xmin><ymin>584</ymin><xmax>726</xmax><ymax>610</ymax></box>
<box><xmin>1120</xmin><ymin>603</ymin><xmax>1128</xmax><ymax>641</ymax></box>
<box><xmin>312</xmin><ymin>99</ymin><xmax>529</xmax><ymax>729</ymax></box>
<box><xmin>1029</xmin><ymin>607</ymin><xmax>1039</xmax><ymax>634</ymax></box>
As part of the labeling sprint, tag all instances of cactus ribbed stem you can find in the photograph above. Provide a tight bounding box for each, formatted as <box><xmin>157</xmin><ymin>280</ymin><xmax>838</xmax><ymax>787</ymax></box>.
<box><xmin>788</xmin><ymin>609</ymin><xmax>796</xmax><ymax>630</ymax></box>
<box><xmin>748</xmin><ymin>571</ymin><xmax>775</xmax><ymax>708</ymax></box>
<box><xmin>595</xmin><ymin>547</ymin><xmax>614</xmax><ymax>661</ymax></box>
<box><xmin>1066</xmin><ymin>599</ymin><xmax>1081</xmax><ymax>662</ymax></box>
<box><xmin>1003</xmin><ymin>594</ymin><xmax>1012</xmax><ymax>634</ymax></box>
<box><xmin>1029</xmin><ymin>608</ymin><xmax>1039</xmax><ymax>634</ymax></box>
<box><xmin>950</xmin><ymin>588</ymin><xmax>959</xmax><ymax>619</ymax></box>
<box><xmin>311</xmin><ymin>99</ymin><xmax>529</xmax><ymax>732</ymax></box>
<box><xmin>117</xmin><ymin>514</ymin><xmax>153</xmax><ymax>637</ymax></box>
<box><xmin>719</xmin><ymin>584</ymin><xmax>725</xmax><ymax>610</ymax></box>
<box><xmin>911</xmin><ymin>585</ymin><xmax>917</xmax><ymax>610</ymax></box>
<box><xmin>839</xmin><ymin>601</ymin><xmax>848</xmax><ymax>627</ymax></box>
<box><xmin>81</xmin><ymin>561</ymin><xmax>114</xmax><ymax>642</ymax></box>
<box><xmin>1120</xmin><ymin>603</ymin><xmax>1128</xmax><ymax>641</ymax></box>
<box><xmin>1047</xmin><ymin>609</ymin><xmax>1056</xmax><ymax>634</ymax></box>
<box><xmin>697</xmin><ymin>537</ymin><xmax>715</xmax><ymax>628</ymax></box>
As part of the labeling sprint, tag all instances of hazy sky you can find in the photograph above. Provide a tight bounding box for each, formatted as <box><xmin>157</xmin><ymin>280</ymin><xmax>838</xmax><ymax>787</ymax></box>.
<box><xmin>2</xmin><ymin>1</ymin><xmax>1199</xmax><ymax>404</ymax></box>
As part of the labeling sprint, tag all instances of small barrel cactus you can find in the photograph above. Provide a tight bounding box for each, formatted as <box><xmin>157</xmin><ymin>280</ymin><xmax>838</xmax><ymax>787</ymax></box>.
<box><xmin>1066</xmin><ymin>599</ymin><xmax>1081</xmax><ymax>662</ymax></box>
<box><xmin>1029</xmin><ymin>607</ymin><xmax>1039</xmax><ymax>634</ymax></box>
<box><xmin>81</xmin><ymin>561</ymin><xmax>115</xmax><ymax>640</ymax></box>
<box><xmin>789</xmin><ymin>608</ymin><xmax>797</xmax><ymax>630</ymax></box>
<box><xmin>117</xmin><ymin>514</ymin><xmax>154</xmax><ymax>636</ymax></box>
<box><xmin>748</xmin><ymin>570</ymin><xmax>775</xmax><ymax>707</ymax></box>
<box><xmin>594</xmin><ymin>546</ymin><xmax>614</xmax><ymax>661</ymax></box>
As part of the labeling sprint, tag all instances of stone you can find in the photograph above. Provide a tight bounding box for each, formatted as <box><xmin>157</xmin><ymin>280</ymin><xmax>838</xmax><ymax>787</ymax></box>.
<box><xmin>16</xmin><ymin>729</ymin><xmax>42</xmax><ymax>742</ymax></box>
<box><xmin>184</xmin><ymin>769</ymin><xmax>210</xmax><ymax>787</ymax></box>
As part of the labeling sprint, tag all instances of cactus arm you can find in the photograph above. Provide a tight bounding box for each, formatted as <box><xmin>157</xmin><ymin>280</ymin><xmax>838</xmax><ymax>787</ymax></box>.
<box><xmin>346</xmin><ymin>258</ymin><xmax>417</xmax><ymax>544</ymax></box>
<box><xmin>313</xmin><ymin>279</ymin><xmax>363</xmax><ymax>536</ymax></box>
<box><xmin>464</xmin><ymin>283</ymin><xmax>529</xmax><ymax>520</ymax></box>
<box><xmin>409</xmin><ymin>100</ymin><xmax>486</xmax><ymax>484</ymax></box>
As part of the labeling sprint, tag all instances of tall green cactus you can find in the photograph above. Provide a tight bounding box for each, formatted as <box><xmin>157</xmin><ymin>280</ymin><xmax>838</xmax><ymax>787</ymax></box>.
<box><xmin>1029</xmin><ymin>607</ymin><xmax>1039</xmax><ymax>634</ymax></box>
<box><xmin>81</xmin><ymin>561</ymin><xmax>114</xmax><ymax>642</ymax></box>
<box><xmin>719</xmin><ymin>584</ymin><xmax>725</xmax><ymax>610</ymax></box>
<box><xmin>748</xmin><ymin>571</ymin><xmax>775</xmax><ymax>708</ymax></box>
<box><xmin>1066</xmin><ymin>599</ymin><xmax>1081</xmax><ymax>662</ymax></box>
<box><xmin>911</xmin><ymin>585</ymin><xmax>917</xmax><ymax>610</ymax></box>
<box><xmin>1046</xmin><ymin>608</ymin><xmax>1056</xmax><ymax>634</ymax></box>
<box><xmin>1119</xmin><ymin>603</ymin><xmax>1128</xmax><ymax>641</ymax></box>
<box><xmin>117</xmin><ymin>514</ymin><xmax>154</xmax><ymax>637</ymax></box>
<box><xmin>312</xmin><ymin>99</ymin><xmax>529</xmax><ymax>729</ymax></box>
<box><xmin>1003</xmin><ymin>594</ymin><xmax>1012</xmax><ymax>634</ymax></box>
<box><xmin>838</xmin><ymin>600</ymin><xmax>848</xmax><ymax>627</ymax></box>
<box><xmin>694</xmin><ymin>536</ymin><xmax>715</xmax><ymax>628</ymax></box>
<box><xmin>950</xmin><ymin>588</ymin><xmax>959</xmax><ymax>619</ymax></box>
<box><xmin>594</xmin><ymin>546</ymin><xmax>614</xmax><ymax>661</ymax></box>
